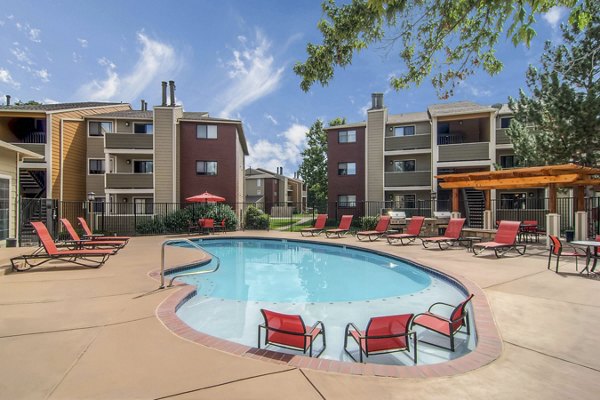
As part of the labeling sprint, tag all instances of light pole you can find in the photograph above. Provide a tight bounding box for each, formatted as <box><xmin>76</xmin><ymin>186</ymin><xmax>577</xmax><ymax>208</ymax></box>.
<box><xmin>87</xmin><ymin>192</ymin><xmax>96</xmax><ymax>234</ymax></box>
<box><xmin>430</xmin><ymin>191</ymin><xmax>437</xmax><ymax>214</ymax></box>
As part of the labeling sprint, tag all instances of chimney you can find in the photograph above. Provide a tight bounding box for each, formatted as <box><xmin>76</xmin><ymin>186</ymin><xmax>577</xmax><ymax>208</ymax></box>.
<box><xmin>5</xmin><ymin>95</ymin><xmax>11</xmax><ymax>106</ymax></box>
<box><xmin>279</xmin><ymin>166</ymin><xmax>283</xmax><ymax>175</ymax></box>
<box><xmin>371</xmin><ymin>93</ymin><xmax>384</xmax><ymax>110</ymax></box>
<box><xmin>169</xmin><ymin>80</ymin><xmax>176</xmax><ymax>106</ymax></box>
<box><xmin>161</xmin><ymin>81</ymin><xmax>167</xmax><ymax>106</ymax></box>
<box><xmin>144</xmin><ymin>100</ymin><xmax>148</xmax><ymax>111</ymax></box>
<box><xmin>140</xmin><ymin>99</ymin><xmax>145</xmax><ymax>111</ymax></box>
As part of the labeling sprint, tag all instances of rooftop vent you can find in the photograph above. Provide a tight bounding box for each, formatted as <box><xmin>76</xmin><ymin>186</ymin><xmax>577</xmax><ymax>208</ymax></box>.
<box><xmin>371</xmin><ymin>93</ymin><xmax>384</xmax><ymax>110</ymax></box>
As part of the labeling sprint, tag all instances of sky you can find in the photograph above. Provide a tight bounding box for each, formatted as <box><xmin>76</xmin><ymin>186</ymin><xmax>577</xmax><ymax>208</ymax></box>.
<box><xmin>0</xmin><ymin>1</ymin><xmax>571</xmax><ymax>177</ymax></box>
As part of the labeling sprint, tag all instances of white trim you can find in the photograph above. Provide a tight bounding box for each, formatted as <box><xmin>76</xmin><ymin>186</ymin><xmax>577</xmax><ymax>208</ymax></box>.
<box><xmin>131</xmin><ymin>159</ymin><xmax>153</xmax><ymax>174</ymax></box>
<box><xmin>0</xmin><ymin>173</ymin><xmax>14</xmax><ymax>240</ymax></box>
<box><xmin>436</xmin><ymin>160</ymin><xmax>493</xmax><ymax>168</ymax></box>
<box><xmin>132</xmin><ymin>122</ymin><xmax>154</xmax><ymax>134</ymax></box>
<box><xmin>105</xmin><ymin>188</ymin><xmax>155</xmax><ymax>194</ymax></box>
<box><xmin>388</xmin><ymin>124</ymin><xmax>417</xmax><ymax>138</ymax></box>
<box><xmin>383</xmin><ymin>186</ymin><xmax>432</xmax><ymax>191</ymax></box>
<box><xmin>103</xmin><ymin>148</ymin><xmax>153</xmax><ymax>155</ymax></box>
<box><xmin>495</xmin><ymin>144</ymin><xmax>513</xmax><ymax>150</ymax></box>
<box><xmin>87</xmin><ymin>157</ymin><xmax>106</xmax><ymax>175</ymax></box>
<box><xmin>384</xmin><ymin>148</ymin><xmax>431</xmax><ymax>156</ymax></box>
<box><xmin>46</xmin><ymin>104</ymin><xmax>129</xmax><ymax>115</ymax></box>
<box><xmin>46</xmin><ymin>114</ymin><xmax>52</xmax><ymax>198</ymax></box>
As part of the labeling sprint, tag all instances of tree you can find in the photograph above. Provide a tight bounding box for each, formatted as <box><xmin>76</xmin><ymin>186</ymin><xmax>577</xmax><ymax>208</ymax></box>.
<box><xmin>507</xmin><ymin>0</ymin><xmax>599</xmax><ymax>166</ymax></box>
<box><xmin>298</xmin><ymin>118</ymin><xmax>346</xmax><ymax>205</ymax></box>
<box><xmin>294</xmin><ymin>0</ymin><xmax>591</xmax><ymax>98</ymax></box>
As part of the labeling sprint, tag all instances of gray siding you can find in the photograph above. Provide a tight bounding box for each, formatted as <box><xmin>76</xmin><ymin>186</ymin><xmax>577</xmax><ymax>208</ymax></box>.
<box><xmin>366</xmin><ymin>109</ymin><xmax>385</xmax><ymax>201</ymax></box>
<box><xmin>496</xmin><ymin>129</ymin><xmax>511</xmax><ymax>145</ymax></box>
<box><xmin>87</xmin><ymin>137</ymin><xmax>105</xmax><ymax>158</ymax></box>
<box><xmin>385</xmin><ymin>121</ymin><xmax>430</xmax><ymax>137</ymax></box>
<box><xmin>385</xmin><ymin>134</ymin><xmax>431</xmax><ymax>151</ymax></box>
<box><xmin>384</xmin><ymin>171</ymin><xmax>431</xmax><ymax>187</ymax></box>
<box><xmin>153</xmin><ymin>107</ymin><xmax>182</xmax><ymax>202</ymax></box>
<box><xmin>106</xmin><ymin>173</ymin><xmax>153</xmax><ymax>189</ymax></box>
<box><xmin>105</xmin><ymin>133</ymin><xmax>153</xmax><ymax>149</ymax></box>
<box><xmin>86</xmin><ymin>175</ymin><xmax>105</xmax><ymax>197</ymax></box>
<box><xmin>13</xmin><ymin>143</ymin><xmax>46</xmax><ymax>161</ymax></box>
<box><xmin>438</xmin><ymin>142</ymin><xmax>490</xmax><ymax>162</ymax></box>
<box><xmin>385</xmin><ymin>154</ymin><xmax>431</xmax><ymax>172</ymax></box>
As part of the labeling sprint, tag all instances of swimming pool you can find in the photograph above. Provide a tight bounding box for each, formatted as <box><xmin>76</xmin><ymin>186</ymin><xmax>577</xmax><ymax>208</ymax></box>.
<box><xmin>169</xmin><ymin>238</ymin><xmax>475</xmax><ymax>365</ymax></box>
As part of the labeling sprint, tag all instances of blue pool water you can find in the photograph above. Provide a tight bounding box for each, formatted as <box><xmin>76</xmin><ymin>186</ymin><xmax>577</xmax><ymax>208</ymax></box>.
<box><xmin>170</xmin><ymin>238</ymin><xmax>475</xmax><ymax>365</ymax></box>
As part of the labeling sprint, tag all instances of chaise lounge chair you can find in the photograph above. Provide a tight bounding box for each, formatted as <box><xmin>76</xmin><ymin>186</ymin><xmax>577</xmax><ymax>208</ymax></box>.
<box><xmin>77</xmin><ymin>217</ymin><xmax>130</xmax><ymax>242</ymax></box>
<box><xmin>420</xmin><ymin>218</ymin><xmax>466</xmax><ymax>250</ymax></box>
<box><xmin>356</xmin><ymin>215</ymin><xmax>391</xmax><ymax>242</ymax></box>
<box><xmin>344</xmin><ymin>313</ymin><xmax>417</xmax><ymax>364</ymax></box>
<box><xmin>60</xmin><ymin>219</ymin><xmax>126</xmax><ymax>251</ymax></box>
<box><xmin>472</xmin><ymin>220</ymin><xmax>526</xmax><ymax>257</ymax></box>
<box><xmin>10</xmin><ymin>222</ymin><xmax>115</xmax><ymax>271</ymax></box>
<box><xmin>258</xmin><ymin>309</ymin><xmax>326</xmax><ymax>357</ymax></box>
<box><xmin>300</xmin><ymin>214</ymin><xmax>328</xmax><ymax>237</ymax></box>
<box><xmin>386</xmin><ymin>216</ymin><xmax>425</xmax><ymax>245</ymax></box>
<box><xmin>325</xmin><ymin>215</ymin><xmax>353</xmax><ymax>238</ymax></box>
<box><xmin>411</xmin><ymin>294</ymin><xmax>474</xmax><ymax>352</ymax></box>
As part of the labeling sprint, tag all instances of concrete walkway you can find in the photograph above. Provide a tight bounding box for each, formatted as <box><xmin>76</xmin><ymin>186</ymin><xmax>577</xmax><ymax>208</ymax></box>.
<box><xmin>1</xmin><ymin>232</ymin><xmax>599</xmax><ymax>399</ymax></box>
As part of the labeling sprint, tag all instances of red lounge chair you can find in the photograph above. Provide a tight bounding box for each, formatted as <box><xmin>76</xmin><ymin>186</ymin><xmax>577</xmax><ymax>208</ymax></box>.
<box><xmin>325</xmin><ymin>215</ymin><xmax>353</xmax><ymax>238</ymax></box>
<box><xmin>258</xmin><ymin>309</ymin><xmax>326</xmax><ymax>357</ymax></box>
<box><xmin>300</xmin><ymin>214</ymin><xmax>327</xmax><ymax>237</ymax></box>
<box><xmin>77</xmin><ymin>217</ymin><xmax>130</xmax><ymax>242</ymax></box>
<box><xmin>60</xmin><ymin>219</ymin><xmax>126</xmax><ymax>251</ymax></box>
<box><xmin>412</xmin><ymin>294</ymin><xmax>474</xmax><ymax>352</ymax></box>
<box><xmin>421</xmin><ymin>218</ymin><xmax>466</xmax><ymax>250</ymax></box>
<box><xmin>356</xmin><ymin>215</ymin><xmax>391</xmax><ymax>242</ymax></box>
<box><xmin>10</xmin><ymin>222</ymin><xmax>115</xmax><ymax>271</ymax></box>
<box><xmin>344</xmin><ymin>314</ymin><xmax>417</xmax><ymax>364</ymax></box>
<box><xmin>472</xmin><ymin>220</ymin><xmax>526</xmax><ymax>257</ymax></box>
<box><xmin>547</xmin><ymin>235</ymin><xmax>586</xmax><ymax>273</ymax></box>
<box><xmin>386</xmin><ymin>216</ymin><xmax>425</xmax><ymax>245</ymax></box>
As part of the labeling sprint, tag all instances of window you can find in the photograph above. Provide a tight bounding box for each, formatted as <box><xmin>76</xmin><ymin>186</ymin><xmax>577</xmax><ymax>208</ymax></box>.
<box><xmin>257</xmin><ymin>189</ymin><xmax>262</xmax><ymax>195</ymax></box>
<box><xmin>500</xmin><ymin>155</ymin><xmax>519</xmax><ymax>169</ymax></box>
<box><xmin>197</xmin><ymin>125</ymin><xmax>218</xmax><ymax>139</ymax></box>
<box><xmin>89</xmin><ymin>121</ymin><xmax>112</xmax><ymax>137</ymax></box>
<box><xmin>134</xmin><ymin>123</ymin><xmax>153</xmax><ymax>134</ymax></box>
<box><xmin>437</xmin><ymin>123</ymin><xmax>450</xmax><ymax>135</ymax></box>
<box><xmin>338</xmin><ymin>130</ymin><xmax>356</xmax><ymax>143</ymax></box>
<box><xmin>88</xmin><ymin>159</ymin><xmax>105</xmax><ymax>174</ymax></box>
<box><xmin>196</xmin><ymin>161</ymin><xmax>218</xmax><ymax>175</ymax></box>
<box><xmin>133</xmin><ymin>160</ymin><xmax>153</xmax><ymax>173</ymax></box>
<box><xmin>338</xmin><ymin>162</ymin><xmax>356</xmax><ymax>176</ymax></box>
<box><xmin>134</xmin><ymin>198</ymin><xmax>153</xmax><ymax>215</ymax></box>
<box><xmin>338</xmin><ymin>195</ymin><xmax>356</xmax><ymax>207</ymax></box>
<box><xmin>393</xmin><ymin>160</ymin><xmax>416</xmax><ymax>172</ymax></box>
<box><xmin>394</xmin><ymin>194</ymin><xmax>416</xmax><ymax>209</ymax></box>
<box><xmin>500</xmin><ymin>117</ymin><xmax>513</xmax><ymax>129</ymax></box>
<box><xmin>393</xmin><ymin>126</ymin><xmax>415</xmax><ymax>137</ymax></box>
<box><xmin>257</xmin><ymin>179</ymin><xmax>262</xmax><ymax>187</ymax></box>
<box><xmin>0</xmin><ymin>178</ymin><xmax>9</xmax><ymax>240</ymax></box>
<box><xmin>500</xmin><ymin>193</ymin><xmax>526</xmax><ymax>209</ymax></box>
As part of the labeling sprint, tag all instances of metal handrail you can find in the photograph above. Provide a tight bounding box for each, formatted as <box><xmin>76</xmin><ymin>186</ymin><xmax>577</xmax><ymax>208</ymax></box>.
<box><xmin>160</xmin><ymin>238</ymin><xmax>220</xmax><ymax>289</ymax></box>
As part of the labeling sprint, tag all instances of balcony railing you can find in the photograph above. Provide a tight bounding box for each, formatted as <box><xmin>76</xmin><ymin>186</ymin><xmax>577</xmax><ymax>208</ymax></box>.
<box><xmin>105</xmin><ymin>133</ymin><xmax>153</xmax><ymax>150</ymax></box>
<box><xmin>22</xmin><ymin>131</ymin><xmax>46</xmax><ymax>144</ymax></box>
<box><xmin>12</xmin><ymin>143</ymin><xmax>46</xmax><ymax>161</ymax></box>
<box><xmin>385</xmin><ymin>134</ymin><xmax>431</xmax><ymax>151</ymax></box>
<box><xmin>384</xmin><ymin>171</ymin><xmax>431</xmax><ymax>187</ymax></box>
<box><xmin>438</xmin><ymin>142</ymin><xmax>489</xmax><ymax>162</ymax></box>
<box><xmin>496</xmin><ymin>128</ymin><xmax>511</xmax><ymax>145</ymax></box>
<box><xmin>105</xmin><ymin>173</ymin><xmax>153</xmax><ymax>189</ymax></box>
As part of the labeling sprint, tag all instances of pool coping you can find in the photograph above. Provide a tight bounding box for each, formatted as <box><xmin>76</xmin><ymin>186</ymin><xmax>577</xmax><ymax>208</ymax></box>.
<box><xmin>152</xmin><ymin>236</ymin><xmax>503</xmax><ymax>378</ymax></box>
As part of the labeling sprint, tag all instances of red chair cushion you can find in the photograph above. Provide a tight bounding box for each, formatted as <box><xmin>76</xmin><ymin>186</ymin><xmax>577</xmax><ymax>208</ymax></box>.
<box><xmin>413</xmin><ymin>313</ymin><xmax>452</xmax><ymax>335</ymax></box>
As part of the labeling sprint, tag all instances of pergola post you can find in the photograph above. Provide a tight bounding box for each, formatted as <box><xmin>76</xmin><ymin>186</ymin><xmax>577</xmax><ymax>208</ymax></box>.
<box><xmin>483</xmin><ymin>189</ymin><xmax>493</xmax><ymax>230</ymax></box>
<box><xmin>451</xmin><ymin>188</ymin><xmax>460</xmax><ymax>218</ymax></box>
<box><xmin>546</xmin><ymin>184</ymin><xmax>560</xmax><ymax>248</ymax></box>
<box><xmin>574</xmin><ymin>186</ymin><xmax>587</xmax><ymax>241</ymax></box>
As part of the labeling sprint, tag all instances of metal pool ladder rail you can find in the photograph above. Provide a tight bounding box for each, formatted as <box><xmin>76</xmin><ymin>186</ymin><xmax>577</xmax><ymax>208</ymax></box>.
<box><xmin>160</xmin><ymin>238</ymin><xmax>221</xmax><ymax>289</ymax></box>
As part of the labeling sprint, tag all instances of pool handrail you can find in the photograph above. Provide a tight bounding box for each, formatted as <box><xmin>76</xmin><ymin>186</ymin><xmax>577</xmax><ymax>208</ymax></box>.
<box><xmin>160</xmin><ymin>238</ymin><xmax>220</xmax><ymax>288</ymax></box>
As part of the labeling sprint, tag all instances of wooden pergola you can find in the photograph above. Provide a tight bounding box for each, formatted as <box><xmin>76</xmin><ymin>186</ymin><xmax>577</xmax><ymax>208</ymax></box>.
<box><xmin>436</xmin><ymin>163</ymin><xmax>600</xmax><ymax>215</ymax></box>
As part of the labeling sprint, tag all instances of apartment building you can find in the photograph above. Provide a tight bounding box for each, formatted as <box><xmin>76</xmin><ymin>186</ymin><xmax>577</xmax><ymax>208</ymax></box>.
<box><xmin>86</xmin><ymin>81</ymin><xmax>248</xmax><ymax>213</ymax></box>
<box><xmin>245</xmin><ymin>167</ymin><xmax>307</xmax><ymax>213</ymax></box>
<box><xmin>326</xmin><ymin>93</ymin><xmax>537</xmax><ymax>225</ymax></box>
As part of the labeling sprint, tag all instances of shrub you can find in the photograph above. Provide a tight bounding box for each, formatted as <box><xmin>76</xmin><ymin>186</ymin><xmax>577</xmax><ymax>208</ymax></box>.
<box><xmin>136</xmin><ymin>217</ymin><xmax>165</xmax><ymax>235</ymax></box>
<box><xmin>135</xmin><ymin>204</ymin><xmax>239</xmax><ymax>234</ymax></box>
<box><xmin>244</xmin><ymin>206</ymin><xmax>270</xmax><ymax>229</ymax></box>
<box><xmin>359</xmin><ymin>216</ymin><xmax>378</xmax><ymax>231</ymax></box>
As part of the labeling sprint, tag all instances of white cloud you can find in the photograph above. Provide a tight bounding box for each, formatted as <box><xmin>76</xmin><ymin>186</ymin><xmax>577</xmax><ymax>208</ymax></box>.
<box><xmin>72</xmin><ymin>52</ymin><xmax>82</xmax><ymax>63</ymax></box>
<box><xmin>77</xmin><ymin>38</ymin><xmax>88</xmax><ymax>48</ymax></box>
<box><xmin>43</xmin><ymin>98</ymin><xmax>58</xmax><ymax>104</ymax></box>
<box><xmin>10</xmin><ymin>46</ymin><xmax>33</xmax><ymax>65</ymax></box>
<box><xmin>28</xmin><ymin>28</ymin><xmax>41</xmax><ymax>42</ymax></box>
<box><xmin>359</xmin><ymin>101</ymin><xmax>370</xmax><ymax>116</ymax></box>
<box><xmin>246</xmin><ymin>123</ymin><xmax>308</xmax><ymax>175</ymax></box>
<box><xmin>0</xmin><ymin>20</ymin><xmax>4</xmax><ymax>26</ymax></box>
<box><xmin>0</xmin><ymin>68</ymin><xmax>20</xmax><ymax>88</ymax></box>
<box><xmin>76</xmin><ymin>32</ymin><xmax>180</xmax><ymax>102</ymax></box>
<box><xmin>34</xmin><ymin>68</ymin><xmax>50</xmax><ymax>82</ymax></box>
<box><xmin>217</xmin><ymin>30</ymin><xmax>284</xmax><ymax>118</ymax></box>
<box><xmin>542</xmin><ymin>7</ymin><xmax>568</xmax><ymax>30</ymax></box>
<box><xmin>265</xmin><ymin>113</ymin><xmax>278</xmax><ymax>125</ymax></box>
<box><xmin>457</xmin><ymin>81</ymin><xmax>491</xmax><ymax>97</ymax></box>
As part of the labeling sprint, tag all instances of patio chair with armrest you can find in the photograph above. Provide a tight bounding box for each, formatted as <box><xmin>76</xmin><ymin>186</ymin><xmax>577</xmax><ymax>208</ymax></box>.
<box><xmin>11</xmin><ymin>222</ymin><xmax>115</xmax><ymax>271</ymax></box>
<box><xmin>300</xmin><ymin>214</ymin><xmax>328</xmax><ymax>237</ymax></box>
<box><xmin>344</xmin><ymin>313</ymin><xmax>417</xmax><ymax>364</ymax></box>
<box><xmin>356</xmin><ymin>215</ymin><xmax>391</xmax><ymax>242</ymax></box>
<box><xmin>60</xmin><ymin>219</ymin><xmax>126</xmax><ymax>251</ymax></box>
<box><xmin>214</xmin><ymin>218</ymin><xmax>227</xmax><ymax>234</ymax></box>
<box><xmin>325</xmin><ymin>215</ymin><xmax>353</xmax><ymax>238</ymax></box>
<box><xmin>420</xmin><ymin>218</ymin><xmax>466</xmax><ymax>250</ymax></box>
<box><xmin>202</xmin><ymin>218</ymin><xmax>215</xmax><ymax>234</ymax></box>
<box><xmin>258</xmin><ymin>309</ymin><xmax>326</xmax><ymax>357</ymax></box>
<box><xmin>386</xmin><ymin>216</ymin><xmax>425</xmax><ymax>245</ymax></box>
<box><xmin>77</xmin><ymin>217</ymin><xmax>130</xmax><ymax>242</ymax></box>
<box><xmin>472</xmin><ymin>220</ymin><xmax>526</xmax><ymax>257</ymax></box>
<box><xmin>547</xmin><ymin>235</ymin><xmax>586</xmax><ymax>273</ymax></box>
<box><xmin>411</xmin><ymin>294</ymin><xmax>474</xmax><ymax>352</ymax></box>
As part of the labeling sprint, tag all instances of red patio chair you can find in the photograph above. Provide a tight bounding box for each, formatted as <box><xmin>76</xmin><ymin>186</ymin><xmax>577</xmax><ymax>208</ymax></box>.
<box><xmin>325</xmin><ymin>215</ymin><xmax>353</xmax><ymax>238</ymax></box>
<box><xmin>344</xmin><ymin>313</ymin><xmax>417</xmax><ymax>364</ymax></box>
<box><xmin>411</xmin><ymin>294</ymin><xmax>474</xmax><ymax>352</ymax></box>
<box><xmin>202</xmin><ymin>218</ymin><xmax>215</xmax><ymax>234</ymax></box>
<box><xmin>520</xmin><ymin>220</ymin><xmax>540</xmax><ymax>243</ymax></box>
<box><xmin>386</xmin><ymin>216</ymin><xmax>425</xmax><ymax>245</ymax></box>
<box><xmin>356</xmin><ymin>215</ymin><xmax>391</xmax><ymax>242</ymax></box>
<box><xmin>300</xmin><ymin>214</ymin><xmax>327</xmax><ymax>237</ymax></box>
<box><xmin>547</xmin><ymin>235</ymin><xmax>586</xmax><ymax>273</ymax></box>
<box><xmin>60</xmin><ymin>219</ymin><xmax>126</xmax><ymax>251</ymax></box>
<box><xmin>420</xmin><ymin>218</ymin><xmax>466</xmax><ymax>250</ymax></box>
<box><xmin>472</xmin><ymin>220</ymin><xmax>526</xmax><ymax>257</ymax></box>
<box><xmin>77</xmin><ymin>217</ymin><xmax>130</xmax><ymax>242</ymax></box>
<box><xmin>10</xmin><ymin>222</ymin><xmax>115</xmax><ymax>271</ymax></box>
<box><xmin>258</xmin><ymin>309</ymin><xmax>326</xmax><ymax>357</ymax></box>
<box><xmin>214</xmin><ymin>218</ymin><xmax>227</xmax><ymax>234</ymax></box>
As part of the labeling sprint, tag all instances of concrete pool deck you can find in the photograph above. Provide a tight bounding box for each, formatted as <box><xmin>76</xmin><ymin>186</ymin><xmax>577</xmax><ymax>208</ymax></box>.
<box><xmin>1</xmin><ymin>231</ymin><xmax>599</xmax><ymax>399</ymax></box>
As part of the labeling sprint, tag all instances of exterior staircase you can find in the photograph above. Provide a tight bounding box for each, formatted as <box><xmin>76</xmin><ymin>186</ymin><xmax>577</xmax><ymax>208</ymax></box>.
<box><xmin>19</xmin><ymin>198</ymin><xmax>53</xmax><ymax>247</ymax></box>
<box><xmin>463</xmin><ymin>189</ymin><xmax>485</xmax><ymax>228</ymax></box>
<box><xmin>19</xmin><ymin>170</ymin><xmax>46</xmax><ymax>198</ymax></box>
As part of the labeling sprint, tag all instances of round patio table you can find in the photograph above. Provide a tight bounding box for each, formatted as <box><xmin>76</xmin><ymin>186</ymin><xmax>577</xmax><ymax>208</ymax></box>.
<box><xmin>570</xmin><ymin>240</ymin><xmax>600</xmax><ymax>274</ymax></box>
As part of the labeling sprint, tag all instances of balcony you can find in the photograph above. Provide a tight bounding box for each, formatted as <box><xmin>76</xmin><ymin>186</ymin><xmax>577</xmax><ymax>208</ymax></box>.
<box><xmin>12</xmin><ymin>143</ymin><xmax>46</xmax><ymax>161</ymax></box>
<box><xmin>384</xmin><ymin>171</ymin><xmax>431</xmax><ymax>187</ymax></box>
<box><xmin>496</xmin><ymin>129</ymin><xmax>511</xmax><ymax>145</ymax></box>
<box><xmin>385</xmin><ymin>134</ymin><xmax>431</xmax><ymax>152</ymax></box>
<box><xmin>105</xmin><ymin>133</ymin><xmax>153</xmax><ymax>150</ymax></box>
<box><xmin>106</xmin><ymin>173</ymin><xmax>153</xmax><ymax>189</ymax></box>
<box><xmin>438</xmin><ymin>142</ymin><xmax>490</xmax><ymax>162</ymax></box>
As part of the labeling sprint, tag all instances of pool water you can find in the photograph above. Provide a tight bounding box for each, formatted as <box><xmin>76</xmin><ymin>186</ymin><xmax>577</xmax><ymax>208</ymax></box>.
<box><xmin>171</xmin><ymin>238</ymin><xmax>475</xmax><ymax>365</ymax></box>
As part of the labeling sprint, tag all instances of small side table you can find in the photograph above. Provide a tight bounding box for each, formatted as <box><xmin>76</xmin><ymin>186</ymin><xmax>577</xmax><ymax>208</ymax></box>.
<box><xmin>458</xmin><ymin>236</ymin><xmax>483</xmax><ymax>252</ymax></box>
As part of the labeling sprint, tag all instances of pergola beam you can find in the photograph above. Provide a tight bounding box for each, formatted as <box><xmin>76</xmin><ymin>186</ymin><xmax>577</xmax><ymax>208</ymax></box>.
<box><xmin>439</xmin><ymin>174</ymin><xmax>581</xmax><ymax>189</ymax></box>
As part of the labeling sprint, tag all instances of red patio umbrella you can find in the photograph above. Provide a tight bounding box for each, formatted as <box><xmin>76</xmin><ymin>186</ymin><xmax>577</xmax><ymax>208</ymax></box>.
<box><xmin>186</xmin><ymin>191</ymin><xmax>226</xmax><ymax>203</ymax></box>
